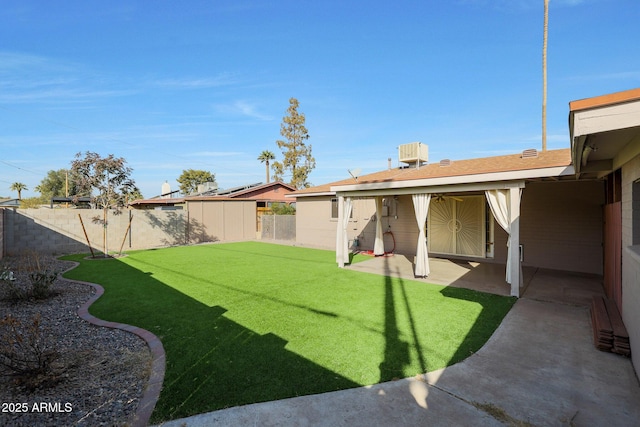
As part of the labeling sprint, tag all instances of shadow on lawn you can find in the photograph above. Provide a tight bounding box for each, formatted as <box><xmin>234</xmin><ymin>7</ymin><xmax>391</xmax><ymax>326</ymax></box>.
<box><xmin>378</xmin><ymin>256</ymin><xmax>414</xmax><ymax>382</ymax></box>
<box><xmin>376</xmin><ymin>254</ymin><xmax>515</xmax><ymax>383</ymax></box>
<box><xmin>78</xmin><ymin>258</ymin><xmax>359</xmax><ymax>424</ymax></box>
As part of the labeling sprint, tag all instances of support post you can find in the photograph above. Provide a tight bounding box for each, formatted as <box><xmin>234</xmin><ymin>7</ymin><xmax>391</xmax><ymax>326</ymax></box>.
<box><xmin>337</xmin><ymin>195</ymin><xmax>345</xmax><ymax>267</ymax></box>
<box><xmin>508</xmin><ymin>187</ymin><xmax>521</xmax><ymax>297</ymax></box>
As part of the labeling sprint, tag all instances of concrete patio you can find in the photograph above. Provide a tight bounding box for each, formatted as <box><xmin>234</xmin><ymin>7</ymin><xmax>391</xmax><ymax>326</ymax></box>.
<box><xmin>156</xmin><ymin>254</ymin><xmax>640</xmax><ymax>427</ymax></box>
<box><xmin>347</xmin><ymin>254</ymin><xmax>606</xmax><ymax>305</ymax></box>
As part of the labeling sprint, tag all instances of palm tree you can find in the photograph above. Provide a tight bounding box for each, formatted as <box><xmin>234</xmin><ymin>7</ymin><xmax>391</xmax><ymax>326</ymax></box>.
<box><xmin>257</xmin><ymin>150</ymin><xmax>276</xmax><ymax>183</ymax></box>
<box><xmin>542</xmin><ymin>0</ymin><xmax>549</xmax><ymax>152</ymax></box>
<box><xmin>10</xmin><ymin>182</ymin><xmax>27</xmax><ymax>200</ymax></box>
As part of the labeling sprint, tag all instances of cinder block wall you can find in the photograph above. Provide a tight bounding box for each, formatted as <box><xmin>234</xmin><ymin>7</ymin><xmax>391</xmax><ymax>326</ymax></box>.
<box><xmin>1</xmin><ymin>208</ymin><xmax>238</xmax><ymax>256</ymax></box>
<box><xmin>0</xmin><ymin>209</ymin><xmax>4</xmax><ymax>260</ymax></box>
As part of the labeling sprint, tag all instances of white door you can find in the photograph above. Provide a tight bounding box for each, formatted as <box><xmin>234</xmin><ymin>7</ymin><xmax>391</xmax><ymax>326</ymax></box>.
<box><xmin>428</xmin><ymin>195</ymin><xmax>485</xmax><ymax>258</ymax></box>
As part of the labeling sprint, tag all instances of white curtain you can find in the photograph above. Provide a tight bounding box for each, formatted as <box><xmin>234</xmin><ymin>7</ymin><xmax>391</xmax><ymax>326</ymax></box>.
<box><xmin>374</xmin><ymin>196</ymin><xmax>385</xmax><ymax>255</ymax></box>
<box><xmin>336</xmin><ymin>196</ymin><xmax>353</xmax><ymax>266</ymax></box>
<box><xmin>485</xmin><ymin>189</ymin><xmax>510</xmax><ymax>282</ymax></box>
<box><xmin>485</xmin><ymin>189</ymin><xmax>519</xmax><ymax>284</ymax></box>
<box><xmin>412</xmin><ymin>193</ymin><xmax>431</xmax><ymax>277</ymax></box>
<box><xmin>341</xmin><ymin>197</ymin><xmax>353</xmax><ymax>265</ymax></box>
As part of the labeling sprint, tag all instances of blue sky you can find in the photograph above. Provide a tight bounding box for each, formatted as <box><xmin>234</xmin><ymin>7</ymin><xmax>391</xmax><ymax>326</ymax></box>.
<box><xmin>1</xmin><ymin>0</ymin><xmax>639</xmax><ymax>199</ymax></box>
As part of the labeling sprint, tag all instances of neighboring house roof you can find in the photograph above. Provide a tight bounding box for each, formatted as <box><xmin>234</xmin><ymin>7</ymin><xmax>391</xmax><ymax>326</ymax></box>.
<box><xmin>129</xmin><ymin>197</ymin><xmax>186</xmax><ymax>208</ymax></box>
<box><xmin>129</xmin><ymin>182</ymin><xmax>296</xmax><ymax>208</ymax></box>
<box><xmin>213</xmin><ymin>182</ymin><xmax>263</xmax><ymax>196</ymax></box>
<box><xmin>292</xmin><ymin>148</ymin><xmax>573</xmax><ymax>197</ymax></box>
<box><xmin>220</xmin><ymin>181</ymin><xmax>297</xmax><ymax>201</ymax></box>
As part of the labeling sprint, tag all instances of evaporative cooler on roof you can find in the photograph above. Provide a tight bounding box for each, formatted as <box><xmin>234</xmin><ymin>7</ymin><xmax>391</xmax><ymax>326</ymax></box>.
<box><xmin>398</xmin><ymin>142</ymin><xmax>429</xmax><ymax>166</ymax></box>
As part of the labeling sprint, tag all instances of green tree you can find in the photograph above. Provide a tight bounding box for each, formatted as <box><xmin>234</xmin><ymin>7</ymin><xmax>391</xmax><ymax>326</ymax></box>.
<box><xmin>272</xmin><ymin>98</ymin><xmax>316</xmax><ymax>189</ymax></box>
<box><xmin>70</xmin><ymin>151</ymin><xmax>139</xmax><ymax>257</ymax></box>
<box><xmin>126</xmin><ymin>188</ymin><xmax>144</xmax><ymax>202</ymax></box>
<box><xmin>19</xmin><ymin>196</ymin><xmax>46</xmax><ymax>209</ymax></box>
<box><xmin>269</xmin><ymin>202</ymin><xmax>296</xmax><ymax>215</ymax></box>
<box><xmin>257</xmin><ymin>150</ymin><xmax>276</xmax><ymax>183</ymax></box>
<box><xmin>177</xmin><ymin>169</ymin><xmax>216</xmax><ymax>195</ymax></box>
<box><xmin>35</xmin><ymin>169</ymin><xmax>77</xmax><ymax>199</ymax></box>
<box><xmin>9</xmin><ymin>182</ymin><xmax>27</xmax><ymax>199</ymax></box>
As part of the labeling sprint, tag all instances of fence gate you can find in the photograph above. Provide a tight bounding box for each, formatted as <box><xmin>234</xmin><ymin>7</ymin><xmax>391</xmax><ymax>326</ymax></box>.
<box><xmin>261</xmin><ymin>215</ymin><xmax>296</xmax><ymax>241</ymax></box>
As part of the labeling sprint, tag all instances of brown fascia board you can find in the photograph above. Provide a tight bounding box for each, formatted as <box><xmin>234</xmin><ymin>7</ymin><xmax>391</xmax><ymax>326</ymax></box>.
<box><xmin>569</xmin><ymin>88</ymin><xmax>640</xmax><ymax>112</ymax></box>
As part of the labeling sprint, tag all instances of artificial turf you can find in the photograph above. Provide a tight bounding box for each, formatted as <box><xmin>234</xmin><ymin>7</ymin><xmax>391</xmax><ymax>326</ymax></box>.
<box><xmin>61</xmin><ymin>241</ymin><xmax>516</xmax><ymax>423</ymax></box>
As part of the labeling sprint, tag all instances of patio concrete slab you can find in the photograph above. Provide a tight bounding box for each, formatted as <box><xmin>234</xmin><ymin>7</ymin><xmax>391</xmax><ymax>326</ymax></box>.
<box><xmin>346</xmin><ymin>254</ymin><xmax>538</xmax><ymax>296</ymax></box>
<box><xmin>154</xmin><ymin>259</ymin><xmax>640</xmax><ymax>427</ymax></box>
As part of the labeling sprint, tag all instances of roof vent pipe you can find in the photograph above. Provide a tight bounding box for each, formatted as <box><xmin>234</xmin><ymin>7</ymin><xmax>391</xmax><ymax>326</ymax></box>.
<box><xmin>388</xmin><ymin>157</ymin><xmax>392</xmax><ymax>170</ymax></box>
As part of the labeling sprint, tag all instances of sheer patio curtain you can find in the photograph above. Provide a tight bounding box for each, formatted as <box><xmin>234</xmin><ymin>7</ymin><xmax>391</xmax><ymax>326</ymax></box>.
<box><xmin>485</xmin><ymin>189</ymin><xmax>512</xmax><ymax>283</ymax></box>
<box><xmin>335</xmin><ymin>196</ymin><xmax>353</xmax><ymax>266</ymax></box>
<box><xmin>412</xmin><ymin>193</ymin><xmax>431</xmax><ymax>277</ymax></box>
<box><xmin>374</xmin><ymin>196</ymin><xmax>385</xmax><ymax>255</ymax></box>
<box><xmin>341</xmin><ymin>197</ymin><xmax>352</xmax><ymax>264</ymax></box>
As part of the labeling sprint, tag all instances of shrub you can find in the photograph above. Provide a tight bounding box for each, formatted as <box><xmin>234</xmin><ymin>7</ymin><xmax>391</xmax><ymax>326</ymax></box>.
<box><xmin>28</xmin><ymin>271</ymin><xmax>57</xmax><ymax>300</ymax></box>
<box><xmin>0</xmin><ymin>253</ymin><xmax>58</xmax><ymax>301</ymax></box>
<box><xmin>269</xmin><ymin>202</ymin><xmax>296</xmax><ymax>215</ymax></box>
<box><xmin>0</xmin><ymin>264</ymin><xmax>27</xmax><ymax>300</ymax></box>
<box><xmin>0</xmin><ymin>314</ymin><xmax>62</xmax><ymax>389</ymax></box>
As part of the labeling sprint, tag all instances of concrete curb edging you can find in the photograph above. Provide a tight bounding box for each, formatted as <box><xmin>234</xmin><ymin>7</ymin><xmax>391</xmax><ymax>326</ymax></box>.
<box><xmin>61</xmin><ymin>261</ymin><xmax>165</xmax><ymax>427</ymax></box>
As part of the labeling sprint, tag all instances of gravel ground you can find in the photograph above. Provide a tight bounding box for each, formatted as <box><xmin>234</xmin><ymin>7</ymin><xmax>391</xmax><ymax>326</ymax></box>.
<box><xmin>0</xmin><ymin>256</ymin><xmax>151</xmax><ymax>427</ymax></box>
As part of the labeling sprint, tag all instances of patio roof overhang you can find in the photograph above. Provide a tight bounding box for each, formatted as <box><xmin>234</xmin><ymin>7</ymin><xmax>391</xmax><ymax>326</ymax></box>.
<box><xmin>331</xmin><ymin>165</ymin><xmax>573</xmax><ymax>198</ymax></box>
<box><xmin>570</xmin><ymin>88</ymin><xmax>640</xmax><ymax>178</ymax></box>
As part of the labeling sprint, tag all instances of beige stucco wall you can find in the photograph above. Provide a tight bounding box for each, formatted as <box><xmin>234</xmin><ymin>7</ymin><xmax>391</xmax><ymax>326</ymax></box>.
<box><xmin>296</xmin><ymin>196</ymin><xmax>375</xmax><ymax>250</ymax></box>
<box><xmin>621</xmin><ymin>153</ymin><xmax>640</xmax><ymax>373</ymax></box>
<box><xmin>187</xmin><ymin>200</ymin><xmax>256</xmax><ymax>242</ymax></box>
<box><xmin>296</xmin><ymin>180</ymin><xmax>604</xmax><ymax>276</ymax></box>
<box><xmin>520</xmin><ymin>180</ymin><xmax>604</xmax><ymax>275</ymax></box>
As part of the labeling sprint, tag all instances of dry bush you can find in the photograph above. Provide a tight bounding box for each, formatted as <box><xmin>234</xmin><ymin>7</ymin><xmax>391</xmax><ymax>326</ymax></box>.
<box><xmin>0</xmin><ymin>314</ymin><xmax>63</xmax><ymax>390</ymax></box>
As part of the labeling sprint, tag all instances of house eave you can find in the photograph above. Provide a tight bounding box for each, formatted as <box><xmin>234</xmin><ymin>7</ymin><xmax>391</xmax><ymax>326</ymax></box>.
<box><xmin>330</xmin><ymin>165</ymin><xmax>574</xmax><ymax>194</ymax></box>
<box><xmin>288</xmin><ymin>191</ymin><xmax>336</xmax><ymax>198</ymax></box>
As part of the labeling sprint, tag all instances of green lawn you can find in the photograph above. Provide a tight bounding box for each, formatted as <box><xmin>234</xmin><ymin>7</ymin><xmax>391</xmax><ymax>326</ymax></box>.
<box><xmin>62</xmin><ymin>242</ymin><xmax>515</xmax><ymax>423</ymax></box>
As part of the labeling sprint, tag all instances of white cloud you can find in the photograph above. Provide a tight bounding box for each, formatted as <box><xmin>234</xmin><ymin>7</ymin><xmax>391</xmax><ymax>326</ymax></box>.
<box><xmin>214</xmin><ymin>100</ymin><xmax>274</xmax><ymax>121</ymax></box>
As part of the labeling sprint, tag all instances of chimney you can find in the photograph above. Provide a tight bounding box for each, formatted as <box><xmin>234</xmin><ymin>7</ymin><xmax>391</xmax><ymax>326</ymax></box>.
<box><xmin>388</xmin><ymin>157</ymin><xmax>392</xmax><ymax>170</ymax></box>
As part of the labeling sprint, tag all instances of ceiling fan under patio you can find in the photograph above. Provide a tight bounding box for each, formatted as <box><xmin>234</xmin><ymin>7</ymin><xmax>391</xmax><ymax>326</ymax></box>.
<box><xmin>433</xmin><ymin>193</ymin><xmax>464</xmax><ymax>203</ymax></box>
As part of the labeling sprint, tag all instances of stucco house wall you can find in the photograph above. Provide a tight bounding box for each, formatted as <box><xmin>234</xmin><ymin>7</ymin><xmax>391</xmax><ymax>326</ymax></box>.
<box><xmin>295</xmin><ymin>197</ymin><xmax>374</xmax><ymax>250</ymax></box>
<box><xmin>520</xmin><ymin>180</ymin><xmax>604</xmax><ymax>275</ymax></box>
<box><xmin>295</xmin><ymin>180</ymin><xmax>603</xmax><ymax>275</ymax></box>
<box><xmin>621</xmin><ymin>153</ymin><xmax>640</xmax><ymax>372</ymax></box>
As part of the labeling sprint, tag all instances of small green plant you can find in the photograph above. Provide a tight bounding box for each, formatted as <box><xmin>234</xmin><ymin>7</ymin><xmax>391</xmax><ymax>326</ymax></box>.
<box><xmin>28</xmin><ymin>271</ymin><xmax>57</xmax><ymax>300</ymax></box>
<box><xmin>0</xmin><ymin>314</ymin><xmax>62</xmax><ymax>390</ymax></box>
<box><xmin>1</xmin><ymin>253</ymin><xmax>58</xmax><ymax>301</ymax></box>
<box><xmin>0</xmin><ymin>265</ymin><xmax>15</xmax><ymax>282</ymax></box>
<box><xmin>1</xmin><ymin>264</ymin><xmax>27</xmax><ymax>300</ymax></box>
